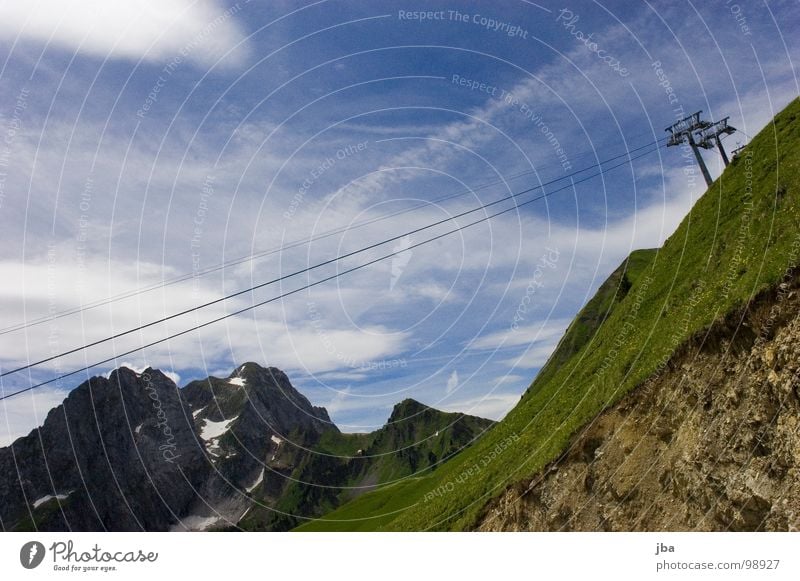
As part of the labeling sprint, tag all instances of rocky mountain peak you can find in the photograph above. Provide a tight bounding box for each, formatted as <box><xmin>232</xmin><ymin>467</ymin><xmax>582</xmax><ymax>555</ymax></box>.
<box><xmin>387</xmin><ymin>398</ymin><xmax>432</xmax><ymax>423</ymax></box>
<box><xmin>0</xmin><ymin>362</ymin><xmax>492</xmax><ymax>532</ymax></box>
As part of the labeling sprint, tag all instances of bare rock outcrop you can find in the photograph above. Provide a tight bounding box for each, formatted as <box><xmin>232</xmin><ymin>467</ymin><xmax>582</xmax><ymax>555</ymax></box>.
<box><xmin>477</xmin><ymin>281</ymin><xmax>800</xmax><ymax>531</ymax></box>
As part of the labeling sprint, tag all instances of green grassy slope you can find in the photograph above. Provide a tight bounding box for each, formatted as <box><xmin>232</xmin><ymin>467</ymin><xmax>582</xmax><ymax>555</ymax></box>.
<box><xmin>534</xmin><ymin>248</ymin><xmax>656</xmax><ymax>386</ymax></box>
<box><xmin>296</xmin><ymin>97</ymin><xmax>800</xmax><ymax>531</ymax></box>
<box><xmin>239</xmin><ymin>399</ymin><xmax>493</xmax><ymax>530</ymax></box>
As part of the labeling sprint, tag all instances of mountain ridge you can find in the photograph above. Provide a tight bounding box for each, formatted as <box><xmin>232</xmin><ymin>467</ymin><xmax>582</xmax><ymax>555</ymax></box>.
<box><xmin>0</xmin><ymin>361</ymin><xmax>492</xmax><ymax>531</ymax></box>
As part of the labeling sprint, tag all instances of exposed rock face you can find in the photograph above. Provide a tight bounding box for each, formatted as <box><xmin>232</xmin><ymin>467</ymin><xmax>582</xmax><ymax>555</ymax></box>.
<box><xmin>175</xmin><ymin>364</ymin><xmax>337</xmax><ymax>530</ymax></box>
<box><xmin>0</xmin><ymin>362</ymin><xmax>491</xmax><ymax>531</ymax></box>
<box><xmin>477</xmin><ymin>282</ymin><xmax>800</xmax><ymax>532</ymax></box>
<box><xmin>0</xmin><ymin>367</ymin><xmax>204</xmax><ymax>531</ymax></box>
<box><xmin>0</xmin><ymin>362</ymin><xmax>338</xmax><ymax>531</ymax></box>
<box><xmin>238</xmin><ymin>397</ymin><xmax>495</xmax><ymax>531</ymax></box>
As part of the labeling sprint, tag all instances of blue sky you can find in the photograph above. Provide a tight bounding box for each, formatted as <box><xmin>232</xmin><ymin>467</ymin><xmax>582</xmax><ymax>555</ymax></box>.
<box><xmin>0</xmin><ymin>0</ymin><xmax>798</xmax><ymax>443</ymax></box>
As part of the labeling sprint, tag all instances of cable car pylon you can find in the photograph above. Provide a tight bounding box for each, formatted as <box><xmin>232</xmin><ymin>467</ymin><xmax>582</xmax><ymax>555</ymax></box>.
<box><xmin>666</xmin><ymin>111</ymin><xmax>738</xmax><ymax>185</ymax></box>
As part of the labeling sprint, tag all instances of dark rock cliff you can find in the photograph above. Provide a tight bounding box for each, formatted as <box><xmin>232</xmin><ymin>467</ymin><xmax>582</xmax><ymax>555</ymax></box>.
<box><xmin>0</xmin><ymin>362</ymin><xmax>491</xmax><ymax>531</ymax></box>
<box><xmin>0</xmin><ymin>367</ymin><xmax>203</xmax><ymax>531</ymax></box>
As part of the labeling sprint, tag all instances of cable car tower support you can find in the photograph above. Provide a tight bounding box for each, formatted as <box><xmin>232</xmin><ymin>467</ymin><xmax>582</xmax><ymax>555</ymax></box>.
<box><xmin>696</xmin><ymin>117</ymin><xmax>737</xmax><ymax>166</ymax></box>
<box><xmin>666</xmin><ymin>111</ymin><xmax>713</xmax><ymax>187</ymax></box>
<box><xmin>666</xmin><ymin>111</ymin><xmax>738</xmax><ymax>186</ymax></box>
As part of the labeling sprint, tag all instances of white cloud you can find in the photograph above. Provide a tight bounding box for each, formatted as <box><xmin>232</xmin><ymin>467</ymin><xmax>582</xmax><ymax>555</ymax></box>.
<box><xmin>314</xmin><ymin>371</ymin><xmax>368</xmax><ymax>382</ymax></box>
<box><xmin>445</xmin><ymin>370</ymin><xmax>459</xmax><ymax>394</ymax></box>
<box><xmin>501</xmin><ymin>341</ymin><xmax>564</xmax><ymax>370</ymax></box>
<box><xmin>163</xmin><ymin>370</ymin><xmax>182</xmax><ymax>385</ymax></box>
<box><xmin>0</xmin><ymin>387</ymin><xmax>67</xmax><ymax>447</ymax></box>
<box><xmin>492</xmin><ymin>374</ymin><xmax>527</xmax><ymax>386</ymax></box>
<box><xmin>441</xmin><ymin>393</ymin><xmax>520</xmax><ymax>422</ymax></box>
<box><xmin>467</xmin><ymin>318</ymin><xmax>572</xmax><ymax>351</ymax></box>
<box><xmin>324</xmin><ymin>386</ymin><xmax>352</xmax><ymax>416</ymax></box>
<box><xmin>0</xmin><ymin>0</ymin><xmax>249</xmax><ymax>66</ymax></box>
<box><xmin>0</xmin><ymin>250</ymin><xmax>410</xmax><ymax>381</ymax></box>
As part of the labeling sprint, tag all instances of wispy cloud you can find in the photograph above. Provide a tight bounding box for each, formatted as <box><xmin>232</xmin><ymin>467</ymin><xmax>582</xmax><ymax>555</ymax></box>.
<box><xmin>440</xmin><ymin>392</ymin><xmax>520</xmax><ymax>422</ymax></box>
<box><xmin>445</xmin><ymin>370</ymin><xmax>459</xmax><ymax>394</ymax></box>
<box><xmin>501</xmin><ymin>341</ymin><xmax>564</xmax><ymax>370</ymax></box>
<box><xmin>0</xmin><ymin>0</ymin><xmax>249</xmax><ymax>66</ymax></box>
<box><xmin>466</xmin><ymin>318</ymin><xmax>572</xmax><ymax>351</ymax></box>
<box><xmin>0</xmin><ymin>387</ymin><xmax>67</xmax><ymax>447</ymax></box>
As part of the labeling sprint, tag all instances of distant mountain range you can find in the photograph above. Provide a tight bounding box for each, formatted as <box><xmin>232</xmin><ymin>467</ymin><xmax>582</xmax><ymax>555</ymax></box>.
<box><xmin>0</xmin><ymin>363</ymin><xmax>492</xmax><ymax>531</ymax></box>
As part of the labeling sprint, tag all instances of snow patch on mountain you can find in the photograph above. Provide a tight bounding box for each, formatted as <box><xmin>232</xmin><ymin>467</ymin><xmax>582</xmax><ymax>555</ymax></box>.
<box><xmin>32</xmin><ymin>491</ymin><xmax>72</xmax><ymax>509</ymax></box>
<box><xmin>200</xmin><ymin>416</ymin><xmax>238</xmax><ymax>441</ymax></box>
<box><xmin>170</xmin><ymin>515</ymin><xmax>221</xmax><ymax>531</ymax></box>
<box><xmin>246</xmin><ymin>469</ymin><xmax>264</xmax><ymax>493</ymax></box>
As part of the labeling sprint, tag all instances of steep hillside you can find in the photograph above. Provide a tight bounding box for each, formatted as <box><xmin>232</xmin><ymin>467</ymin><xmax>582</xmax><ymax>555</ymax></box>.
<box><xmin>532</xmin><ymin>248</ymin><xmax>656</xmax><ymax>387</ymax></box>
<box><xmin>237</xmin><ymin>398</ymin><xmax>493</xmax><ymax>531</ymax></box>
<box><xmin>297</xmin><ymin>97</ymin><xmax>800</xmax><ymax>531</ymax></box>
<box><xmin>478</xmin><ymin>278</ymin><xmax>800</xmax><ymax>531</ymax></box>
